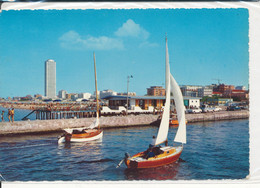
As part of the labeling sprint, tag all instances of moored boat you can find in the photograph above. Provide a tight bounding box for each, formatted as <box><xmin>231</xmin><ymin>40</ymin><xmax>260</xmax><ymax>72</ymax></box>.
<box><xmin>169</xmin><ymin>118</ymin><xmax>188</xmax><ymax>126</ymax></box>
<box><xmin>58</xmin><ymin>53</ymin><xmax>103</xmax><ymax>143</ymax></box>
<box><xmin>124</xmin><ymin>36</ymin><xmax>186</xmax><ymax>169</ymax></box>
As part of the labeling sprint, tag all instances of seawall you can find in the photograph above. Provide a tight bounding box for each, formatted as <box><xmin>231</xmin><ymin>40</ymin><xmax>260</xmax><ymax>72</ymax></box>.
<box><xmin>185</xmin><ymin>110</ymin><xmax>249</xmax><ymax>123</ymax></box>
<box><xmin>0</xmin><ymin>110</ymin><xmax>249</xmax><ymax>136</ymax></box>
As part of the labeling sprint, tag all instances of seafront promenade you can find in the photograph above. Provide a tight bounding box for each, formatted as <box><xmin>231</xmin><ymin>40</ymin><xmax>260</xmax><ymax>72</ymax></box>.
<box><xmin>0</xmin><ymin>110</ymin><xmax>249</xmax><ymax>135</ymax></box>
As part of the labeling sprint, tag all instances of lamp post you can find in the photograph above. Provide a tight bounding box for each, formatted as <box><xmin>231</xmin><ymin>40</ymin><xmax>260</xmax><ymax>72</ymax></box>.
<box><xmin>126</xmin><ymin>75</ymin><xmax>133</xmax><ymax>115</ymax></box>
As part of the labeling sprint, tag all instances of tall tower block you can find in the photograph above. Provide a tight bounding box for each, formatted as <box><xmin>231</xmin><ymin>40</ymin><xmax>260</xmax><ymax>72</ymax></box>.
<box><xmin>45</xmin><ymin>59</ymin><xmax>56</xmax><ymax>98</ymax></box>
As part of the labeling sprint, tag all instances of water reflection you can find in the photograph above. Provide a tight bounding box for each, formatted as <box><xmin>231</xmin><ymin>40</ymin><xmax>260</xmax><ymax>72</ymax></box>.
<box><xmin>124</xmin><ymin>161</ymin><xmax>181</xmax><ymax>180</ymax></box>
<box><xmin>0</xmin><ymin>132</ymin><xmax>60</xmax><ymax>143</ymax></box>
<box><xmin>57</xmin><ymin>139</ymin><xmax>103</xmax><ymax>157</ymax></box>
<box><xmin>0</xmin><ymin>119</ymin><xmax>249</xmax><ymax>181</ymax></box>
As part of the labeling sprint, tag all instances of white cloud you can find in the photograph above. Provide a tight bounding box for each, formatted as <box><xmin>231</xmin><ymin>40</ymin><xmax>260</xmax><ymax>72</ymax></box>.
<box><xmin>114</xmin><ymin>19</ymin><xmax>149</xmax><ymax>40</ymax></box>
<box><xmin>139</xmin><ymin>41</ymin><xmax>159</xmax><ymax>48</ymax></box>
<box><xmin>59</xmin><ymin>30</ymin><xmax>124</xmax><ymax>50</ymax></box>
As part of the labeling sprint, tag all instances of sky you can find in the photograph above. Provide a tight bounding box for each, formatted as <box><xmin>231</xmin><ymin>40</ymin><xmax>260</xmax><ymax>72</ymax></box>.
<box><xmin>0</xmin><ymin>8</ymin><xmax>249</xmax><ymax>98</ymax></box>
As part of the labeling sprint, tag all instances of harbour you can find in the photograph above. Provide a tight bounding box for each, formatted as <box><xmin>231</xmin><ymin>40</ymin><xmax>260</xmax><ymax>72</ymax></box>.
<box><xmin>0</xmin><ymin>7</ymin><xmax>251</xmax><ymax>182</ymax></box>
<box><xmin>0</xmin><ymin>119</ymin><xmax>249</xmax><ymax>181</ymax></box>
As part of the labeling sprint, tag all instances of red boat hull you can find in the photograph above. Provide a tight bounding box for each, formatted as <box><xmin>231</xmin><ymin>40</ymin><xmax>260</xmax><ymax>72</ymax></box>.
<box><xmin>125</xmin><ymin>146</ymin><xmax>183</xmax><ymax>169</ymax></box>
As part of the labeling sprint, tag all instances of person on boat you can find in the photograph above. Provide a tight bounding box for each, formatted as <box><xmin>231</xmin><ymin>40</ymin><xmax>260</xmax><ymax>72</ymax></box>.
<box><xmin>165</xmin><ymin>138</ymin><xmax>168</xmax><ymax>146</ymax></box>
<box><xmin>145</xmin><ymin>147</ymin><xmax>155</xmax><ymax>159</ymax></box>
<box><xmin>149</xmin><ymin>135</ymin><xmax>156</xmax><ymax>148</ymax></box>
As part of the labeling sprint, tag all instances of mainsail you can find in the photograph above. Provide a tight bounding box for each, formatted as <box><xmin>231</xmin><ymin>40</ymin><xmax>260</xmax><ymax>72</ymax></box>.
<box><xmin>89</xmin><ymin>115</ymin><xmax>99</xmax><ymax>129</ymax></box>
<box><xmin>154</xmin><ymin>37</ymin><xmax>186</xmax><ymax>145</ymax></box>
<box><xmin>154</xmin><ymin>37</ymin><xmax>171</xmax><ymax>146</ymax></box>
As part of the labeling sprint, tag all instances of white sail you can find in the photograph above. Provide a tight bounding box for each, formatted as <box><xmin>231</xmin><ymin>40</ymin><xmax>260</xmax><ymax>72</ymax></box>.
<box><xmin>170</xmin><ymin>74</ymin><xmax>187</xmax><ymax>144</ymax></box>
<box><xmin>89</xmin><ymin>113</ymin><xmax>99</xmax><ymax>129</ymax></box>
<box><xmin>92</xmin><ymin>52</ymin><xmax>100</xmax><ymax>130</ymax></box>
<box><xmin>154</xmin><ymin>38</ymin><xmax>171</xmax><ymax>146</ymax></box>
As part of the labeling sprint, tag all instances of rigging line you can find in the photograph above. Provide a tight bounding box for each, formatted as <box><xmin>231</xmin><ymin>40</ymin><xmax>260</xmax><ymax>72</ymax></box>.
<box><xmin>0</xmin><ymin>173</ymin><xmax>6</xmax><ymax>181</ymax></box>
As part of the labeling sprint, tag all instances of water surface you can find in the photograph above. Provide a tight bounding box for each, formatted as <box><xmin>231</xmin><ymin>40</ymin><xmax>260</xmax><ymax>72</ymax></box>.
<box><xmin>0</xmin><ymin>119</ymin><xmax>249</xmax><ymax>181</ymax></box>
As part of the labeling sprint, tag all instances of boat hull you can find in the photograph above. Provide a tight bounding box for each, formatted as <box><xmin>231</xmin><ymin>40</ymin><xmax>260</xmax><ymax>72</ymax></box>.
<box><xmin>58</xmin><ymin>129</ymin><xmax>103</xmax><ymax>143</ymax></box>
<box><xmin>125</xmin><ymin>146</ymin><xmax>183</xmax><ymax>169</ymax></box>
<box><xmin>169</xmin><ymin>119</ymin><xmax>188</xmax><ymax>127</ymax></box>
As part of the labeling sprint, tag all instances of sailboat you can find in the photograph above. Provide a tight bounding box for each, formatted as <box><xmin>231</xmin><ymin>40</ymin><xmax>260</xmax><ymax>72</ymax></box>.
<box><xmin>58</xmin><ymin>53</ymin><xmax>103</xmax><ymax>143</ymax></box>
<box><xmin>124</xmin><ymin>37</ymin><xmax>186</xmax><ymax>168</ymax></box>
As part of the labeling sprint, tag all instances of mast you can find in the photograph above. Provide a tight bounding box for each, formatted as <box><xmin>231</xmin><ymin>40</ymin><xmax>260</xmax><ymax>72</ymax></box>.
<box><xmin>154</xmin><ymin>36</ymin><xmax>170</xmax><ymax>146</ymax></box>
<box><xmin>93</xmin><ymin>52</ymin><xmax>100</xmax><ymax>130</ymax></box>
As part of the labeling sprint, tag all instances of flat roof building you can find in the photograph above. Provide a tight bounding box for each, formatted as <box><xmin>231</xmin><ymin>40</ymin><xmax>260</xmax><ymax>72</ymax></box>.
<box><xmin>147</xmin><ymin>86</ymin><xmax>165</xmax><ymax>96</ymax></box>
<box><xmin>103</xmin><ymin>95</ymin><xmax>201</xmax><ymax>110</ymax></box>
<box><xmin>58</xmin><ymin>90</ymin><xmax>67</xmax><ymax>99</ymax></box>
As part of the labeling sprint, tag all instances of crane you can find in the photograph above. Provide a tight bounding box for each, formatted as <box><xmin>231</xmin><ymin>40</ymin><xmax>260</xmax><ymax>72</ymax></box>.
<box><xmin>212</xmin><ymin>78</ymin><xmax>222</xmax><ymax>85</ymax></box>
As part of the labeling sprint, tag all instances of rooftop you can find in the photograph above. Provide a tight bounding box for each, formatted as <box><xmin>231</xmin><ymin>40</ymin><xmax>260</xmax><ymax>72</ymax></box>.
<box><xmin>102</xmin><ymin>95</ymin><xmax>201</xmax><ymax>100</ymax></box>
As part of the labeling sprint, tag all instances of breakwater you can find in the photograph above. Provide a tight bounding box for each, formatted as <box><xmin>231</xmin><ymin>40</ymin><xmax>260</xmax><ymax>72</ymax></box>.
<box><xmin>0</xmin><ymin>110</ymin><xmax>249</xmax><ymax>135</ymax></box>
<box><xmin>186</xmin><ymin>110</ymin><xmax>249</xmax><ymax>123</ymax></box>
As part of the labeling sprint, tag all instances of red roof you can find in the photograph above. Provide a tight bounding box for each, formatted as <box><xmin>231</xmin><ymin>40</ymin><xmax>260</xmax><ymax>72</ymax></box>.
<box><xmin>232</xmin><ymin>90</ymin><xmax>246</xmax><ymax>93</ymax></box>
<box><xmin>213</xmin><ymin>92</ymin><xmax>222</xmax><ymax>94</ymax></box>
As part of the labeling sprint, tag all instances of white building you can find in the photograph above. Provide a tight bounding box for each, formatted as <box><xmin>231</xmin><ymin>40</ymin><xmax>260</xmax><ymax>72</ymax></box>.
<box><xmin>198</xmin><ymin>86</ymin><xmax>213</xmax><ymax>97</ymax></box>
<box><xmin>78</xmin><ymin>93</ymin><xmax>92</xmax><ymax>100</ymax></box>
<box><xmin>185</xmin><ymin>98</ymin><xmax>201</xmax><ymax>108</ymax></box>
<box><xmin>71</xmin><ymin>94</ymin><xmax>78</xmax><ymax>101</ymax></box>
<box><xmin>100</xmin><ymin>89</ymin><xmax>117</xmax><ymax>99</ymax></box>
<box><xmin>45</xmin><ymin>59</ymin><xmax>56</xmax><ymax>98</ymax></box>
<box><xmin>180</xmin><ymin>85</ymin><xmax>202</xmax><ymax>97</ymax></box>
<box><xmin>58</xmin><ymin>90</ymin><xmax>67</xmax><ymax>99</ymax></box>
<box><xmin>89</xmin><ymin>91</ymin><xmax>101</xmax><ymax>100</ymax></box>
<box><xmin>117</xmin><ymin>92</ymin><xmax>136</xmax><ymax>96</ymax></box>
<box><xmin>235</xmin><ymin>86</ymin><xmax>246</xmax><ymax>90</ymax></box>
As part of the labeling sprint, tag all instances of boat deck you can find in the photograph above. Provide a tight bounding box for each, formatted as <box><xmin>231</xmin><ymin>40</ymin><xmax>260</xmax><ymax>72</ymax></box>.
<box><xmin>130</xmin><ymin>146</ymin><xmax>182</xmax><ymax>162</ymax></box>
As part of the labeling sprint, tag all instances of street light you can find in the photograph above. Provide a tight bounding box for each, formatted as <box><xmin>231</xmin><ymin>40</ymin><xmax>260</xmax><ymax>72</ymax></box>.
<box><xmin>126</xmin><ymin>75</ymin><xmax>133</xmax><ymax>115</ymax></box>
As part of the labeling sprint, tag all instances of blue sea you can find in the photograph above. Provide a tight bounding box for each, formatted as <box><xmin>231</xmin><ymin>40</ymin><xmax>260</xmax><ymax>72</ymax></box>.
<box><xmin>0</xmin><ymin>119</ymin><xmax>249</xmax><ymax>181</ymax></box>
<box><xmin>0</xmin><ymin>107</ymin><xmax>36</xmax><ymax>122</ymax></box>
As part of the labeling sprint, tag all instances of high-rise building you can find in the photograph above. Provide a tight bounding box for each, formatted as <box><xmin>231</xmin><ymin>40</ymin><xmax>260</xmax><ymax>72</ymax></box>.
<box><xmin>58</xmin><ymin>90</ymin><xmax>67</xmax><ymax>99</ymax></box>
<box><xmin>45</xmin><ymin>59</ymin><xmax>56</xmax><ymax>98</ymax></box>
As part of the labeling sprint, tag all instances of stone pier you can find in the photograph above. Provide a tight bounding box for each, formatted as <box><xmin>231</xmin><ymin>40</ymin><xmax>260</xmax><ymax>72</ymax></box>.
<box><xmin>0</xmin><ymin>110</ymin><xmax>249</xmax><ymax>136</ymax></box>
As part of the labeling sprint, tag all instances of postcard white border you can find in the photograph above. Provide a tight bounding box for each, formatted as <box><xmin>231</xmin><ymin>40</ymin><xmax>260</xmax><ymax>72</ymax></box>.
<box><xmin>1</xmin><ymin>1</ymin><xmax>260</xmax><ymax>188</ymax></box>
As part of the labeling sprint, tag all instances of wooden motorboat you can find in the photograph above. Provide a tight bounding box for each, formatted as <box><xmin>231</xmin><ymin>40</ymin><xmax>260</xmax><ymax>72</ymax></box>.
<box><xmin>124</xmin><ymin>36</ymin><xmax>186</xmax><ymax>169</ymax></box>
<box><xmin>58</xmin><ymin>128</ymin><xmax>103</xmax><ymax>143</ymax></box>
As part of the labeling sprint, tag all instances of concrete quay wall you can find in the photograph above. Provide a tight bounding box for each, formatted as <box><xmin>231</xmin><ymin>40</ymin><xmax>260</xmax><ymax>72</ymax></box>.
<box><xmin>0</xmin><ymin>115</ymin><xmax>158</xmax><ymax>135</ymax></box>
<box><xmin>0</xmin><ymin>111</ymin><xmax>249</xmax><ymax>136</ymax></box>
<box><xmin>185</xmin><ymin>110</ymin><xmax>249</xmax><ymax>123</ymax></box>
